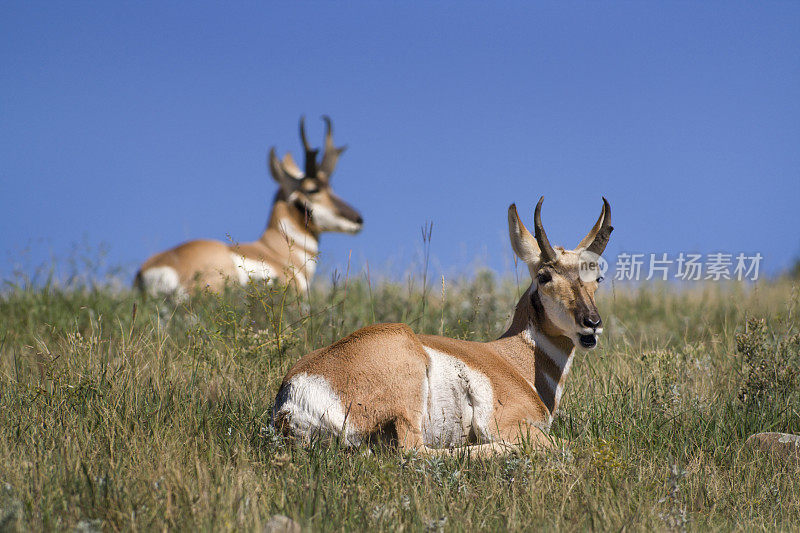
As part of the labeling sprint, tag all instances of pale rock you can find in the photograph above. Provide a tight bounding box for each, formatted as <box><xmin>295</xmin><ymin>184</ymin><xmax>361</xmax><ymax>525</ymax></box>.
<box><xmin>745</xmin><ymin>432</ymin><xmax>800</xmax><ymax>463</ymax></box>
<box><xmin>263</xmin><ymin>514</ymin><xmax>301</xmax><ymax>533</ymax></box>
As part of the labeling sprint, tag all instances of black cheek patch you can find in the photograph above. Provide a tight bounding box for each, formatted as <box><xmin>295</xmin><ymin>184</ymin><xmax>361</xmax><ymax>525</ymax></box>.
<box><xmin>294</xmin><ymin>199</ymin><xmax>313</xmax><ymax>221</ymax></box>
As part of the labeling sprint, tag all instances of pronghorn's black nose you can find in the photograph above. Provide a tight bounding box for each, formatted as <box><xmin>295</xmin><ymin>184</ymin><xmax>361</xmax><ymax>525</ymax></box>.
<box><xmin>582</xmin><ymin>316</ymin><xmax>602</xmax><ymax>329</ymax></box>
<box><xmin>354</xmin><ymin>214</ymin><xmax>364</xmax><ymax>225</ymax></box>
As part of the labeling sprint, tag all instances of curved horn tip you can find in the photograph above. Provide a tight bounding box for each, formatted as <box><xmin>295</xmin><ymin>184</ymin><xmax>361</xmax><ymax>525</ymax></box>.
<box><xmin>534</xmin><ymin>196</ymin><xmax>546</xmax><ymax>220</ymax></box>
<box><xmin>534</xmin><ymin>196</ymin><xmax>545</xmax><ymax>221</ymax></box>
<box><xmin>321</xmin><ymin>115</ymin><xmax>334</xmax><ymax>138</ymax></box>
<box><xmin>532</xmin><ymin>195</ymin><xmax>557</xmax><ymax>262</ymax></box>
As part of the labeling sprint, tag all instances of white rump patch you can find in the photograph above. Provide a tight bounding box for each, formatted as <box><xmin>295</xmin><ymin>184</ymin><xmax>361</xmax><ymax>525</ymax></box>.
<box><xmin>139</xmin><ymin>266</ymin><xmax>185</xmax><ymax>298</ymax></box>
<box><xmin>272</xmin><ymin>373</ymin><xmax>360</xmax><ymax>446</ymax></box>
<box><xmin>229</xmin><ymin>254</ymin><xmax>275</xmax><ymax>286</ymax></box>
<box><xmin>421</xmin><ymin>347</ymin><xmax>495</xmax><ymax>448</ymax></box>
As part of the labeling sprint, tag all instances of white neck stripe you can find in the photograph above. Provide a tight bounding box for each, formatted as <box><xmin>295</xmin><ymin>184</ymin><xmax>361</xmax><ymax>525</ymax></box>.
<box><xmin>524</xmin><ymin>323</ymin><xmax>576</xmax><ymax>424</ymax></box>
<box><xmin>278</xmin><ymin>218</ymin><xmax>319</xmax><ymax>254</ymax></box>
<box><xmin>533</xmin><ymin>330</ymin><xmax>571</xmax><ymax>371</ymax></box>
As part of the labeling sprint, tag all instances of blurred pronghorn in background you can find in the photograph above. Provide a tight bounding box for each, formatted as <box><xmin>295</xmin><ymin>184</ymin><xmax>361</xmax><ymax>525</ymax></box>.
<box><xmin>135</xmin><ymin>116</ymin><xmax>363</xmax><ymax>297</ymax></box>
<box><xmin>272</xmin><ymin>197</ymin><xmax>613</xmax><ymax>455</ymax></box>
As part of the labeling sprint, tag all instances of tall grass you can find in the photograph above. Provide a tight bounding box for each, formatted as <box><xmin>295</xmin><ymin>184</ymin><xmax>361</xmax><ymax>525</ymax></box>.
<box><xmin>0</xmin><ymin>271</ymin><xmax>798</xmax><ymax>531</ymax></box>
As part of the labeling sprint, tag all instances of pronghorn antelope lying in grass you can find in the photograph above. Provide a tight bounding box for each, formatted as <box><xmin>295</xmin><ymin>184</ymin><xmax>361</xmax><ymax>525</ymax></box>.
<box><xmin>273</xmin><ymin>197</ymin><xmax>613</xmax><ymax>455</ymax></box>
<box><xmin>135</xmin><ymin>117</ymin><xmax>363</xmax><ymax>297</ymax></box>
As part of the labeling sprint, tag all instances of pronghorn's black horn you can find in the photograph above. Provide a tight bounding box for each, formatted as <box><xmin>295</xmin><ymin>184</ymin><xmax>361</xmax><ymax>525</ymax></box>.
<box><xmin>298</xmin><ymin>116</ymin><xmax>319</xmax><ymax>179</ymax></box>
<box><xmin>319</xmin><ymin>115</ymin><xmax>346</xmax><ymax>181</ymax></box>
<box><xmin>533</xmin><ymin>196</ymin><xmax>558</xmax><ymax>263</ymax></box>
<box><xmin>299</xmin><ymin>116</ymin><xmax>312</xmax><ymax>153</ymax></box>
<box><xmin>585</xmin><ymin>197</ymin><xmax>614</xmax><ymax>256</ymax></box>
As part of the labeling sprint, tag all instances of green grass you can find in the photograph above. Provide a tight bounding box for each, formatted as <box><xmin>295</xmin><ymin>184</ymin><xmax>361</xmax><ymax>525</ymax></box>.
<box><xmin>0</xmin><ymin>272</ymin><xmax>799</xmax><ymax>531</ymax></box>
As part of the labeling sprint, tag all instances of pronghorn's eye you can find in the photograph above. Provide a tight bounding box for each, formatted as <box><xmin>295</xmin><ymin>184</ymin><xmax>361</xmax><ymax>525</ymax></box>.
<box><xmin>597</xmin><ymin>276</ymin><xmax>604</xmax><ymax>283</ymax></box>
<box><xmin>537</xmin><ymin>272</ymin><xmax>552</xmax><ymax>284</ymax></box>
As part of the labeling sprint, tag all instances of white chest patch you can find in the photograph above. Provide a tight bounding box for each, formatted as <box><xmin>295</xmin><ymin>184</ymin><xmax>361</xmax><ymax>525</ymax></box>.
<box><xmin>272</xmin><ymin>373</ymin><xmax>360</xmax><ymax>446</ymax></box>
<box><xmin>421</xmin><ymin>347</ymin><xmax>495</xmax><ymax>448</ymax></box>
<box><xmin>229</xmin><ymin>254</ymin><xmax>275</xmax><ymax>286</ymax></box>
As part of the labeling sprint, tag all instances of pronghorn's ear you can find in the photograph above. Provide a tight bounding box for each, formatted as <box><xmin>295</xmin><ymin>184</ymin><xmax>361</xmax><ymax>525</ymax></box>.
<box><xmin>508</xmin><ymin>204</ymin><xmax>540</xmax><ymax>264</ymax></box>
<box><xmin>575</xmin><ymin>197</ymin><xmax>607</xmax><ymax>250</ymax></box>
<box><xmin>281</xmin><ymin>152</ymin><xmax>303</xmax><ymax>180</ymax></box>
<box><xmin>577</xmin><ymin>197</ymin><xmax>613</xmax><ymax>256</ymax></box>
<box><xmin>268</xmin><ymin>147</ymin><xmax>300</xmax><ymax>191</ymax></box>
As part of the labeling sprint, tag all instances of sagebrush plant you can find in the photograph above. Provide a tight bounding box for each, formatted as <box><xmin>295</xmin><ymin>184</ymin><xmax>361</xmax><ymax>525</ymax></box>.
<box><xmin>737</xmin><ymin>317</ymin><xmax>800</xmax><ymax>407</ymax></box>
<box><xmin>0</xmin><ymin>264</ymin><xmax>799</xmax><ymax>531</ymax></box>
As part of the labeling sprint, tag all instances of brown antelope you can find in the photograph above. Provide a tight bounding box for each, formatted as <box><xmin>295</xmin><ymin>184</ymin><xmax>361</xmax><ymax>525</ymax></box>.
<box><xmin>135</xmin><ymin>117</ymin><xmax>363</xmax><ymax>297</ymax></box>
<box><xmin>272</xmin><ymin>197</ymin><xmax>613</xmax><ymax>455</ymax></box>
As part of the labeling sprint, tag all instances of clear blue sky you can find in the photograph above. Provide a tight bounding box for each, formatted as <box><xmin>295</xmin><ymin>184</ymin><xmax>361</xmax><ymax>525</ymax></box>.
<box><xmin>2</xmin><ymin>2</ymin><xmax>799</xmax><ymax>284</ymax></box>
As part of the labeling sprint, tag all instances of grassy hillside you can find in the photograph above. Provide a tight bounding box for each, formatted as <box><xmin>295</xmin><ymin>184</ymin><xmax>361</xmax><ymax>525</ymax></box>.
<box><xmin>0</xmin><ymin>274</ymin><xmax>798</xmax><ymax>531</ymax></box>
